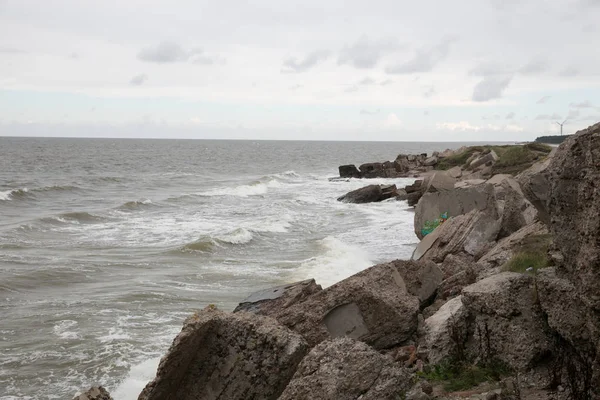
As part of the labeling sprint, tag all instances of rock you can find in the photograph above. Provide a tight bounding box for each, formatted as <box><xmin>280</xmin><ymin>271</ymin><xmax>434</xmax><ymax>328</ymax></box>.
<box><xmin>447</xmin><ymin>166</ymin><xmax>462</xmax><ymax>179</ymax></box>
<box><xmin>406</xmin><ymin>387</ymin><xmax>431</xmax><ymax>400</ymax></box>
<box><xmin>498</xmin><ymin>183</ymin><xmax>538</xmax><ymax>238</ymax></box>
<box><xmin>476</xmin><ymin>222</ymin><xmax>549</xmax><ymax>277</ymax></box>
<box><xmin>437</xmin><ymin>266</ymin><xmax>477</xmax><ymax>301</ymax></box>
<box><xmin>407</xmin><ymin>191</ymin><xmax>422</xmax><ymax>207</ymax></box>
<box><xmin>396</xmin><ymin>188</ymin><xmax>408</xmax><ymax>201</ymax></box>
<box><xmin>423</xmin><ymin>296</ymin><xmax>469</xmax><ymax>365</ymax></box>
<box><xmin>516</xmin><ymin>149</ymin><xmax>556</xmax><ymax>224</ymax></box>
<box><xmin>278</xmin><ymin>338</ymin><xmax>413</xmax><ymax>400</ymax></box>
<box><xmin>337</xmin><ymin>184</ymin><xmax>399</xmax><ymax>203</ymax></box>
<box><xmin>470</xmin><ymin>150</ymin><xmax>499</xmax><ymax>170</ymax></box>
<box><xmin>251</xmin><ymin>261</ymin><xmax>421</xmax><ymax>350</ymax></box>
<box><xmin>138</xmin><ymin>307</ymin><xmax>308</xmax><ymax>400</ymax></box>
<box><xmin>405</xmin><ymin>180</ymin><xmax>423</xmax><ymax>194</ymax></box>
<box><xmin>439</xmin><ymin>148</ymin><xmax>457</xmax><ymax>159</ymax></box>
<box><xmin>424</xmin><ymin>155</ymin><xmax>438</xmax><ymax>166</ymax></box>
<box><xmin>359</xmin><ymin>162</ymin><xmax>385</xmax><ymax>178</ymax></box>
<box><xmin>528</xmin><ymin>122</ymin><xmax>600</xmax><ymax>310</ymax></box>
<box><xmin>454</xmin><ymin>179</ymin><xmax>486</xmax><ymax>189</ymax></box>
<box><xmin>389</xmin><ymin>259</ymin><xmax>443</xmax><ymax>306</ymax></box>
<box><xmin>423</xmin><ymin>171</ymin><xmax>456</xmax><ymax>193</ymax></box>
<box><xmin>338</xmin><ymin>164</ymin><xmax>361</xmax><ymax>178</ymax></box>
<box><xmin>461</xmin><ymin>272</ymin><xmax>552</xmax><ymax>370</ymax></box>
<box><xmin>234</xmin><ymin>279</ymin><xmax>322</xmax><ymax>314</ymax></box>
<box><xmin>413</xmin><ymin>208</ymin><xmax>501</xmax><ymax>263</ymax></box>
<box><xmin>72</xmin><ymin>387</ymin><xmax>113</xmax><ymax>400</ymax></box>
<box><xmin>414</xmin><ymin>182</ymin><xmax>498</xmax><ymax>240</ymax></box>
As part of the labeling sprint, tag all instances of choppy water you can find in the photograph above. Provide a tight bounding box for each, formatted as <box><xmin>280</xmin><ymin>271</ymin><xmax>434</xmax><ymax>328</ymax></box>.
<box><xmin>0</xmin><ymin>137</ymin><xmax>484</xmax><ymax>399</ymax></box>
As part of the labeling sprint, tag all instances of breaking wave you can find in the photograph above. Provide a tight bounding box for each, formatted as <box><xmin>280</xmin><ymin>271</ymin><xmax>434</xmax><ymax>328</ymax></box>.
<box><xmin>0</xmin><ymin>188</ymin><xmax>30</xmax><ymax>201</ymax></box>
<box><xmin>117</xmin><ymin>199</ymin><xmax>153</xmax><ymax>210</ymax></box>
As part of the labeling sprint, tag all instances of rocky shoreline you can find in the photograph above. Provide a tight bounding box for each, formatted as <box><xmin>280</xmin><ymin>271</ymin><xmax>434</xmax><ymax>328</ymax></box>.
<box><xmin>75</xmin><ymin>123</ymin><xmax>600</xmax><ymax>400</ymax></box>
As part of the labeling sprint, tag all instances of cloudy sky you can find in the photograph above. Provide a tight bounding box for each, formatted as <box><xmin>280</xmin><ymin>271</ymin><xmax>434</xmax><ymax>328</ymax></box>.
<box><xmin>1</xmin><ymin>0</ymin><xmax>599</xmax><ymax>141</ymax></box>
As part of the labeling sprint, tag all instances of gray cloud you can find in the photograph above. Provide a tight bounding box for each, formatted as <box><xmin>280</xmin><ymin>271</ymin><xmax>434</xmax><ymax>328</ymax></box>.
<box><xmin>570</xmin><ymin>100</ymin><xmax>593</xmax><ymax>108</ymax></box>
<box><xmin>506</xmin><ymin>112</ymin><xmax>515</xmax><ymax>119</ymax></box>
<box><xmin>560</xmin><ymin>67</ymin><xmax>579</xmax><ymax>77</ymax></box>
<box><xmin>568</xmin><ymin>109</ymin><xmax>581</xmax><ymax>119</ymax></box>
<box><xmin>338</xmin><ymin>35</ymin><xmax>402</xmax><ymax>69</ymax></box>
<box><xmin>358</xmin><ymin>77</ymin><xmax>376</xmax><ymax>85</ymax></box>
<box><xmin>138</xmin><ymin>42</ymin><xmax>214</xmax><ymax>64</ymax></box>
<box><xmin>423</xmin><ymin>85</ymin><xmax>435</xmax><ymax>98</ymax></box>
<box><xmin>282</xmin><ymin>49</ymin><xmax>331</xmax><ymax>73</ymax></box>
<box><xmin>385</xmin><ymin>37</ymin><xmax>455</xmax><ymax>74</ymax></box>
<box><xmin>469</xmin><ymin>62</ymin><xmax>512</xmax><ymax>76</ymax></box>
<box><xmin>536</xmin><ymin>95</ymin><xmax>552</xmax><ymax>104</ymax></box>
<box><xmin>379</xmin><ymin>79</ymin><xmax>394</xmax><ymax>86</ymax></box>
<box><xmin>0</xmin><ymin>46</ymin><xmax>25</xmax><ymax>54</ymax></box>
<box><xmin>130</xmin><ymin>74</ymin><xmax>148</xmax><ymax>86</ymax></box>
<box><xmin>518</xmin><ymin>56</ymin><xmax>548</xmax><ymax>75</ymax></box>
<box><xmin>535</xmin><ymin>113</ymin><xmax>562</xmax><ymax>120</ymax></box>
<box><xmin>360</xmin><ymin>109</ymin><xmax>380</xmax><ymax>115</ymax></box>
<box><xmin>471</xmin><ymin>75</ymin><xmax>512</xmax><ymax>102</ymax></box>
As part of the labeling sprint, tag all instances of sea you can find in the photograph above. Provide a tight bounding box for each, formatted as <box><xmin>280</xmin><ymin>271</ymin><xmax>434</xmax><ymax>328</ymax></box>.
<box><xmin>0</xmin><ymin>137</ymin><xmax>494</xmax><ymax>399</ymax></box>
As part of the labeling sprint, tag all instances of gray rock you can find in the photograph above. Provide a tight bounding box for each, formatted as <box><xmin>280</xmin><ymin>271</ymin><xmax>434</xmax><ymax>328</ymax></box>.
<box><xmin>138</xmin><ymin>308</ymin><xmax>308</xmax><ymax>400</ymax></box>
<box><xmin>461</xmin><ymin>272</ymin><xmax>553</xmax><ymax>370</ymax></box>
<box><xmin>359</xmin><ymin>162</ymin><xmax>385</xmax><ymax>178</ymax></box>
<box><xmin>390</xmin><ymin>259</ymin><xmax>443</xmax><ymax>306</ymax></box>
<box><xmin>278</xmin><ymin>338</ymin><xmax>413</xmax><ymax>400</ymax></box>
<box><xmin>338</xmin><ymin>164</ymin><xmax>362</xmax><ymax>178</ymax></box>
<box><xmin>72</xmin><ymin>387</ymin><xmax>113</xmax><ymax>400</ymax></box>
<box><xmin>423</xmin><ymin>296</ymin><xmax>469</xmax><ymax>365</ymax></box>
<box><xmin>234</xmin><ymin>279</ymin><xmax>322</xmax><ymax>314</ymax></box>
<box><xmin>413</xmin><ymin>208</ymin><xmax>501</xmax><ymax>263</ymax></box>
<box><xmin>337</xmin><ymin>184</ymin><xmax>400</xmax><ymax>203</ymax></box>
<box><xmin>252</xmin><ymin>261</ymin><xmax>421</xmax><ymax>350</ymax></box>
<box><xmin>414</xmin><ymin>182</ymin><xmax>498</xmax><ymax>240</ymax></box>
<box><xmin>424</xmin><ymin>155</ymin><xmax>438</xmax><ymax>166</ymax></box>
<box><xmin>447</xmin><ymin>166</ymin><xmax>462</xmax><ymax>179</ymax></box>
<box><xmin>470</xmin><ymin>150</ymin><xmax>499</xmax><ymax>170</ymax></box>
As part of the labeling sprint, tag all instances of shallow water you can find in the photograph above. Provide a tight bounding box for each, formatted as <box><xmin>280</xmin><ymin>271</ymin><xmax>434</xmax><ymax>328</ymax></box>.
<box><xmin>0</xmin><ymin>137</ymin><xmax>494</xmax><ymax>399</ymax></box>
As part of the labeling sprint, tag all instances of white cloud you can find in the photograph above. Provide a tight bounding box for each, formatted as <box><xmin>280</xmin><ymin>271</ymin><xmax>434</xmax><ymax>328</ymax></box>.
<box><xmin>472</xmin><ymin>75</ymin><xmax>512</xmax><ymax>102</ymax></box>
<box><xmin>385</xmin><ymin>37</ymin><xmax>455</xmax><ymax>74</ymax></box>
<box><xmin>506</xmin><ymin>112</ymin><xmax>515</xmax><ymax>119</ymax></box>
<box><xmin>535</xmin><ymin>113</ymin><xmax>563</xmax><ymax>120</ymax></box>
<box><xmin>282</xmin><ymin>50</ymin><xmax>331</xmax><ymax>73</ymax></box>
<box><xmin>129</xmin><ymin>73</ymin><xmax>147</xmax><ymax>86</ymax></box>
<box><xmin>137</xmin><ymin>42</ymin><xmax>213</xmax><ymax>64</ymax></box>
<box><xmin>570</xmin><ymin>100</ymin><xmax>593</xmax><ymax>108</ymax></box>
<box><xmin>338</xmin><ymin>35</ymin><xmax>402</xmax><ymax>69</ymax></box>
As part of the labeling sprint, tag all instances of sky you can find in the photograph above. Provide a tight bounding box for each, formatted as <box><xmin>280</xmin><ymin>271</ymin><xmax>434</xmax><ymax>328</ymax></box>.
<box><xmin>0</xmin><ymin>0</ymin><xmax>599</xmax><ymax>141</ymax></box>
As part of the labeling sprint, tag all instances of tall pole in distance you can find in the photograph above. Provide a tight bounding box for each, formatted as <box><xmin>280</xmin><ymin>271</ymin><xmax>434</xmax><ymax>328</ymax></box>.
<box><xmin>555</xmin><ymin>119</ymin><xmax>568</xmax><ymax>136</ymax></box>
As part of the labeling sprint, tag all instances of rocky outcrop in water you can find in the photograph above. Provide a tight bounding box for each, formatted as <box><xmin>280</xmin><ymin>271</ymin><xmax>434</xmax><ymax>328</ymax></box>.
<box><xmin>73</xmin><ymin>387</ymin><xmax>113</xmax><ymax>400</ymax></box>
<box><xmin>337</xmin><ymin>184</ymin><xmax>404</xmax><ymax>203</ymax></box>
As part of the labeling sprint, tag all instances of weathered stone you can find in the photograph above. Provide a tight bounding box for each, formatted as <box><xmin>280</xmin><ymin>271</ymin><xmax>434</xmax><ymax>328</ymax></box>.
<box><xmin>73</xmin><ymin>387</ymin><xmax>113</xmax><ymax>400</ymax></box>
<box><xmin>423</xmin><ymin>171</ymin><xmax>455</xmax><ymax>193</ymax></box>
<box><xmin>389</xmin><ymin>259</ymin><xmax>443</xmax><ymax>306</ymax></box>
<box><xmin>337</xmin><ymin>184</ymin><xmax>399</xmax><ymax>203</ymax></box>
<box><xmin>423</xmin><ymin>296</ymin><xmax>469</xmax><ymax>365</ymax></box>
<box><xmin>138</xmin><ymin>308</ymin><xmax>308</xmax><ymax>400</ymax></box>
<box><xmin>338</xmin><ymin>164</ymin><xmax>361</xmax><ymax>178</ymax></box>
<box><xmin>424</xmin><ymin>155</ymin><xmax>438</xmax><ymax>166</ymax></box>
<box><xmin>447</xmin><ymin>166</ymin><xmax>462</xmax><ymax>179</ymax></box>
<box><xmin>252</xmin><ymin>261</ymin><xmax>421</xmax><ymax>350</ymax></box>
<box><xmin>454</xmin><ymin>179</ymin><xmax>486</xmax><ymax>189</ymax></box>
<box><xmin>476</xmin><ymin>222</ymin><xmax>549</xmax><ymax>277</ymax></box>
<box><xmin>437</xmin><ymin>267</ymin><xmax>477</xmax><ymax>301</ymax></box>
<box><xmin>470</xmin><ymin>150</ymin><xmax>499</xmax><ymax>170</ymax></box>
<box><xmin>516</xmin><ymin>149</ymin><xmax>556</xmax><ymax>224</ymax></box>
<box><xmin>498</xmin><ymin>183</ymin><xmax>538</xmax><ymax>238</ymax></box>
<box><xmin>396</xmin><ymin>188</ymin><xmax>408</xmax><ymax>201</ymax></box>
<box><xmin>359</xmin><ymin>162</ymin><xmax>385</xmax><ymax>178</ymax></box>
<box><xmin>414</xmin><ymin>183</ymin><xmax>498</xmax><ymax>240</ymax></box>
<box><xmin>234</xmin><ymin>279</ymin><xmax>322</xmax><ymax>314</ymax></box>
<box><xmin>413</xmin><ymin>208</ymin><xmax>501</xmax><ymax>263</ymax></box>
<box><xmin>461</xmin><ymin>272</ymin><xmax>552</xmax><ymax>370</ymax></box>
<box><xmin>278</xmin><ymin>338</ymin><xmax>413</xmax><ymax>400</ymax></box>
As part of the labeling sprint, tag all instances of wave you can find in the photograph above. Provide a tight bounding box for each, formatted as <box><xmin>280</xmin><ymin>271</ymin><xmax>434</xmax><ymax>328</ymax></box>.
<box><xmin>0</xmin><ymin>188</ymin><xmax>30</xmax><ymax>201</ymax></box>
<box><xmin>295</xmin><ymin>236</ymin><xmax>373</xmax><ymax>288</ymax></box>
<box><xmin>198</xmin><ymin>177</ymin><xmax>286</xmax><ymax>198</ymax></box>
<box><xmin>179</xmin><ymin>237</ymin><xmax>218</xmax><ymax>253</ymax></box>
<box><xmin>117</xmin><ymin>199</ymin><xmax>153</xmax><ymax>210</ymax></box>
<box><xmin>177</xmin><ymin>228</ymin><xmax>254</xmax><ymax>253</ymax></box>
<box><xmin>42</xmin><ymin>211</ymin><xmax>107</xmax><ymax>225</ymax></box>
<box><xmin>215</xmin><ymin>228</ymin><xmax>254</xmax><ymax>244</ymax></box>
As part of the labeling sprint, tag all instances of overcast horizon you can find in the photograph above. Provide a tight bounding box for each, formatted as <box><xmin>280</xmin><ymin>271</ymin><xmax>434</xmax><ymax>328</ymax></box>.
<box><xmin>1</xmin><ymin>0</ymin><xmax>599</xmax><ymax>141</ymax></box>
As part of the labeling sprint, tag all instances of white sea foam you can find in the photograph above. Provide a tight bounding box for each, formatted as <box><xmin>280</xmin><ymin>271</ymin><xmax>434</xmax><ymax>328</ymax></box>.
<box><xmin>296</xmin><ymin>236</ymin><xmax>373</xmax><ymax>288</ymax></box>
<box><xmin>98</xmin><ymin>328</ymin><xmax>132</xmax><ymax>343</ymax></box>
<box><xmin>52</xmin><ymin>320</ymin><xmax>80</xmax><ymax>340</ymax></box>
<box><xmin>199</xmin><ymin>179</ymin><xmax>283</xmax><ymax>197</ymax></box>
<box><xmin>111</xmin><ymin>357</ymin><xmax>161</xmax><ymax>400</ymax></box>
<box><xmin>216</xmin><ymin>228</ymin><xmax>254</xmax><ymax>244</ymax></box>
<box><xmin>0</xmin><ymin>188</ymin><xmax>28</xmax><ymax>201</ymax></box>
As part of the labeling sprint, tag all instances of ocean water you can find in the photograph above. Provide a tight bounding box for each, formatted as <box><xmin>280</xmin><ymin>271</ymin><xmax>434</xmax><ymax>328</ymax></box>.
<box><xmin>0</xmin><ymin>137</ymin><xmax>484</xmax><ymax>399</ymax></box>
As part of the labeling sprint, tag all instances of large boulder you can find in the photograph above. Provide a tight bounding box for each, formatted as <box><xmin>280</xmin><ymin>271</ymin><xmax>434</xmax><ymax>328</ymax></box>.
<box><xmin>516</xmin><ymin>149</ymin><xmax>556</xmax><ymax>225</ymax></box>
<box><xmin>422</xmin><ymin>296</ymin><xmax>469</xmax><ymax>364</ymax></box>
<box><xmin>338</xmin><ymin>164</ymin><xmax>361</xmax><ymax>178</ymax></box>
<box><xmin>73</xmin><ymin>387</ymin><xmax>113</xmax><ymax>400</ymax></box>
<box><xmin>469</xmin><ymin>150</ymin><xmax>499</xmax><ymax>170</ymax></box>
<box><xmin>337</xmin><ymin>184</ymin><xmax>399</xmax><ymax>203</ymax></box>
<box><xmin>461</xmin><ymin>272</ymin><xmax>553</xmax><ymax>370</ymax></box>
<box><xmin>524</xmin><ymin>122</ymin><xmax>600</xmax><ymax>310</ymax></box>
<box><xmin>359</xmin><ymin>162</ymin><xmax>385</xmax><ymax>178</ymax></box>
<box><xmin>388</xmin><ymin>259</ymin><xmax>443</xmax><ymax>306</ymax></box>
<box><xmin>235</xmin><ymin>261</ymin><xmax>421</xmax><ymax>350</ymax></box>
<box><xmin>412</xmin><ymin>208</ymin><xmax>501</xmax><ymax>263</ymax></box>
<box><xmin>138</xmin><ymin>308</ymin><xmax>308</xmax><ymax>400</ymax></box>
<box><xmin>234</xmin><ymin>279</ymin><xmax>322</xmax><ymax>314</ymax></box>
<box><xmin>278</xmin><ymin>338</ymin><xmax>413</xmax><ymax>400</ymax></box>
<box><xmin>414</xmin><ymin>182</ymin><xmax>497</xmax><ymax>239</ymax></box>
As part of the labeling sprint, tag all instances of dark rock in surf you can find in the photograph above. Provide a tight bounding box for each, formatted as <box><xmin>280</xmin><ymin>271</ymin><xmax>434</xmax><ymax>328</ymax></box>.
<box><xmin>138</xmin><ymin>307</ymin><xmax>308</xmax><ymax>400</ymax></box>
<box><xmin>338</xmin><ymin>164</ymin><xmax>362</xmax><ymax>179</ymax></box>
<box><xmin>337</xmin><ymin>184</ymin><xmax>400</xmax><ymax>204</ymax></box>
<box><xmin>234</xmin><ymin>279</ymin><xmax>322</xmax><ymax>314</ymax></box>
<box><xmin>72</xmin><ymin>387</ymin><xmax>113</xmax><ymax>400</ymax></box>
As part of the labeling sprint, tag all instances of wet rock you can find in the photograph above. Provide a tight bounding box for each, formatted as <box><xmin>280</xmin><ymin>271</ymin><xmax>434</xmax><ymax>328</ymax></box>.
<box><xmin>234</xmin><ymin>279</ymin><xmax>322</xmax><ymax>314</ymax></box>
<box><xmin>337</xmin><ymin>184</ymin><xmax>400</xmax><ymax>203</ymax></box>
<box><xmin>338</xmin><ymin>164</ymin><xmax>362</xmax><ymax>178</ymax></box>
<box><xmin>278</xmin><ymin>337</ymin><xmax>413</xmax><ymax>400</ymax></box>
<box><xmin>414</xmin><ymin>182</ymin><xmax>497</xmax><ymax>240</ymax></box>
<box><xmin>251</xmin><ymin>261</ymin><xmax>421</xmax><ymax>350</ymax></box>
<box><xmin>359</xmin><ymin>162</ymin><xmax>385</xmax><ymax>178</ymax></box>
<box><xmin>138</xmin><ymin>307</ymin><xmax>308</xmax><ymax>400</ymax></box>
<box><xmin>73</xmin><ymin>387</ymin><xmax>113</xmax><ymax>400</ymax></box>
<box><xmin>461</xmin><ymin>272</ymin><xmax>553</xmax><ymax>370</ymax></box>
